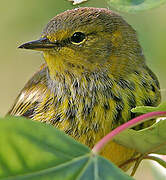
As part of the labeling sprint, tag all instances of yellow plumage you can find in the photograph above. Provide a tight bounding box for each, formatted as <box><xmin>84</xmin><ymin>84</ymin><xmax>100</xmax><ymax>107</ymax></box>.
<box><xmin>8</xmin><ymin>7</ymin><xmax>161</xmax><ymax>170</ymax></box>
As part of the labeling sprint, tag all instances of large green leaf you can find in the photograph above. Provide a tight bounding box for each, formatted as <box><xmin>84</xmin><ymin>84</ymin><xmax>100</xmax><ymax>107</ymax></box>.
<box><xmin>131</xmin><ymin>102</ymin><xmax>166</xmax><ymax>114</ymax></box>
<box><xmin>0</xmin><ymin>116</ymin><xmax>133</xmax><ymax>180</ymax></box>
<box><xmin>107</xmin><ymin>0</ymin><xmax>166</xmax><ymax>12</ymax></box>
<box><xmin>114</xmin><ymin>119</ymin><xmax>166</xmax><ymax>155</ymax></box>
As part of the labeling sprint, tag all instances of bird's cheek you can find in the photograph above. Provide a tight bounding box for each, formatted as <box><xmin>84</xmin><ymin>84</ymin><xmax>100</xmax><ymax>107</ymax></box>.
<box><xmin>59</xmin><ymin>47</ymin><xmax>75</xmax><ymax>57</ymax></box>
<box><xmin>58</xmin><ymin>47</ymin><xmax>83</xmax><ymax>63</ymax></box>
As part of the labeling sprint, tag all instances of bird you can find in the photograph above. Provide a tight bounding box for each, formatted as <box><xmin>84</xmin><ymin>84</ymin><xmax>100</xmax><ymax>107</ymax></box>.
<box><xmin>8</xmin><ymin>7</ymin><xmax>161</xmax><ymax>170</ymax></box>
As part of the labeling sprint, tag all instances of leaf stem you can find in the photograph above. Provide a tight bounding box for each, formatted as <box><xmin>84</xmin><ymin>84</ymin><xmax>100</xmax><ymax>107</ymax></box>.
<box><xmin>92</xmin><ymin>111</ymin><xmax>166</xmax><ymax>154</ymax></box>
<box><xmin>130</xmin><ymin>156</ymin><xmax>144</xmax><ymax>176</ymax></box>
<box><xmin>144</xmin><ymin>155</ymin><xmax>166</xmax><ymax>168</ymax></box>
<box><xmin>119</xmin><ymin>157</ymin><xmax>139</xmax><ymax>169</ymax></box>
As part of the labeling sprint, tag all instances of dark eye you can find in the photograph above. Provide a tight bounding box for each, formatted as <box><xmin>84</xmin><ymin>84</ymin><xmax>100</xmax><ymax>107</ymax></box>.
<box><xmin>71</xmin><ymin>32</ymin><xmax>86</xmax><ymax>44</ymax></box>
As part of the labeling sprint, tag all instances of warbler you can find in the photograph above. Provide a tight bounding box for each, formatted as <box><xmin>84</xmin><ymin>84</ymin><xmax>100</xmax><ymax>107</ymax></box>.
<box><xmin>8</xmin><ymin>7</ymin><xmax>161</xmax><ymax>170</ymax></box>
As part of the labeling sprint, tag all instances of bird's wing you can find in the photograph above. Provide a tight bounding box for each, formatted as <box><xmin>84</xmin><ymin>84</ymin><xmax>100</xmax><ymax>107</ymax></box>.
<box><xmin>7</xmin><ymin>64</ymin><xmax>49</xmax><ymax>118</ymax></box>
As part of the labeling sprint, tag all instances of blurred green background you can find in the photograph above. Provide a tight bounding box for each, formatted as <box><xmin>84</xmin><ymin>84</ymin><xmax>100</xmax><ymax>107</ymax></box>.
<box><xmin>0</xmin><ymin>0</ymin><xmax>166</xmax><ymax>179</ymax></box>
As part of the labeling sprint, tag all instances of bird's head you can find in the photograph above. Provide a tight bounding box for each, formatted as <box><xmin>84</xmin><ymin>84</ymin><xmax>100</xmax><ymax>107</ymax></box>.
<box><xmin>19</xmin><ymin>7</ymin><xmax>145</xmax><ymax>79</ymax></box>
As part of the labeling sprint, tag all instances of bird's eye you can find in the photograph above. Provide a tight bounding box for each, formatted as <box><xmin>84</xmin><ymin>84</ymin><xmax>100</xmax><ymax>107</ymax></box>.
<box><xmin>71</xmin><ymin>32</ymin><xmax>86</xmax><ymax>44</ymax></box>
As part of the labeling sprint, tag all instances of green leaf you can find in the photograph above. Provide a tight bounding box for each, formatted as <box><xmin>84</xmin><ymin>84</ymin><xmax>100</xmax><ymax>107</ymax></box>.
<box><xmin>131</xmin><ymin>102</ymin><xmax>166</xmax><ymax>114</ymax></box>
<box><xmin>114</xmin><ymin>119</ymin><xmax>166</xmax><ymax>155</ymax></box>
<box><xmin>0</xmin><ymin>116</ymin><xmax>133</xmax><ymax>180</ymax></box>
<box><xmin>107</xmin><ymin>0</ymin><xmax>166</xmax><ymax>13</ymax></box>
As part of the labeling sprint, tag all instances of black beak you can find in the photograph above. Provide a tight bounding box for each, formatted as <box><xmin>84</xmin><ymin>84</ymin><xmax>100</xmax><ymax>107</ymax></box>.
<box><xmin>18</xmin><ymin>37</ymin><xmax>58</xmax><ymax>50</ymax></box>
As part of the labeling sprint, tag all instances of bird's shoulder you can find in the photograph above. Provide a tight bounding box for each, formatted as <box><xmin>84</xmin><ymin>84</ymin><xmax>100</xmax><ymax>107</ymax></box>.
<box><xmin>7</xmin><ymin>64</ymin><xmax>50</xmax><ymax>117</ymax></box>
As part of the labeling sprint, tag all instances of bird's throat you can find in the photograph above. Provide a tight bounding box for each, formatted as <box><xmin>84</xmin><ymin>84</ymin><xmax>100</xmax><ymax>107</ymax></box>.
<box><xmin>43</xmin><ymin>52</ymin><xmax>67</xmax><ymax>79</ymax></box>
<box><xmin>43</xmin><ymin>51</ymin><xmax>100</xmax><ymax>79</ymax></box>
